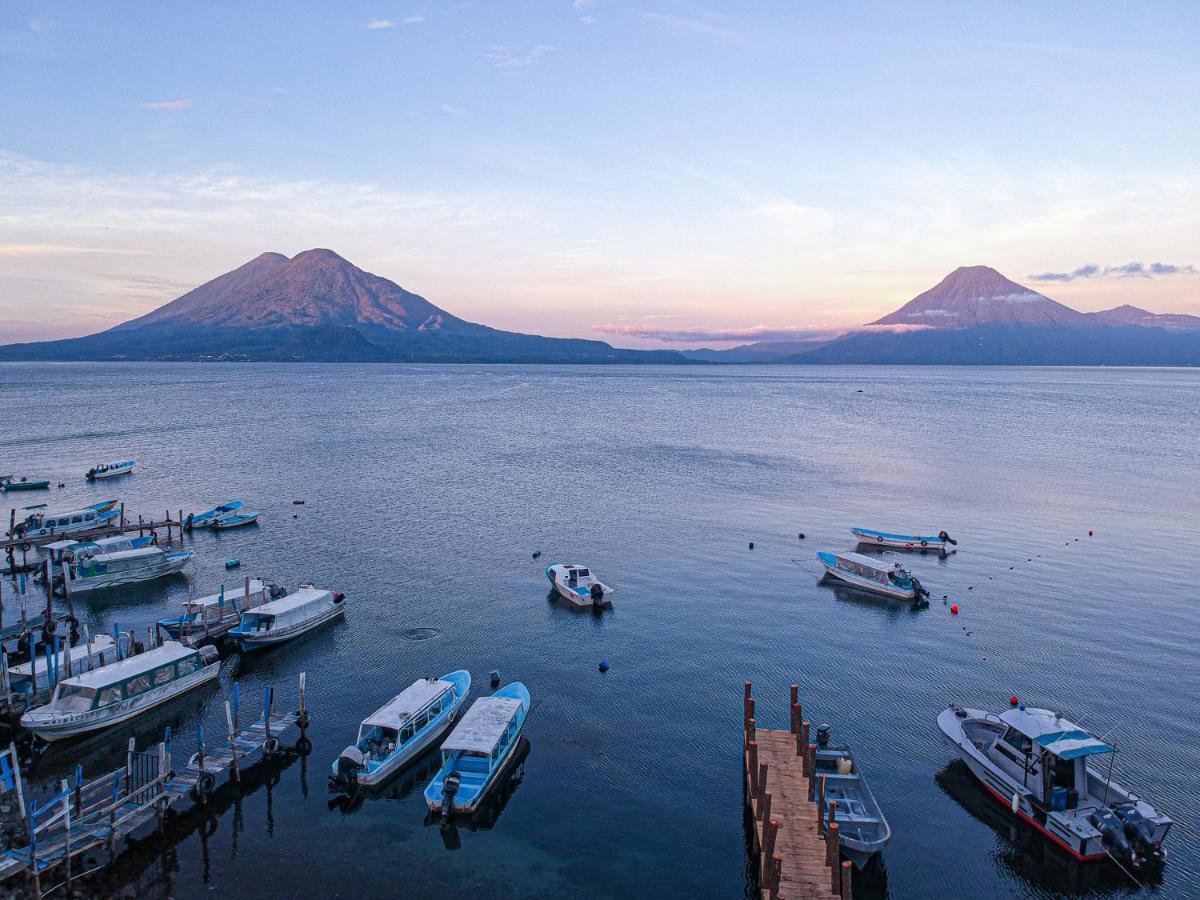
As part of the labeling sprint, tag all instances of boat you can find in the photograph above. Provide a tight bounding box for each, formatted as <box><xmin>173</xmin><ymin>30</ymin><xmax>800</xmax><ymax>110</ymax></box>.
<box><xmin>851</xmin><ymin>527</ymin><xmax>957</xmax><ymax>553</ymax></box>
<box><xmin>545</xmin><ymin>563</ymin><xmax>613</xmax><ymax>607</ymax></box>
<box><xmin>207</xmin><ymin>509</ymin><xmax>260</xmax><ymax>530</ymax></box>
<box><xmin>7</xmin><ymin>634</ymin><xmax>120</xmax><ymax>695</ymax></box>
<box><xmin>817</xmin><ymin>551</ymin><xmax>929</xmax><ymax>602</ymax></box>
<box><xmin>8</xmin><ymin>501</ymin><xmax>120</xmax><ymax>540</ymax></box>
<box><xmin>20</xmin><ymin>641</ymin><xmax>220</xmax><ymax>741</ymax></box>
<box><xmin>332</xmin><ymin>670</ymin><xmax>472</xmax><ymax>788</ymax></box>
<box><xmin>811</xmin><ymin>724</ymin><xmax>891</xmax><ymax>868</ymax></box>
<box><xmin>157</xmin><ymin>578</ymin><xmax>279</xmax><ymax>640</ymax></box>
<box><xmin>38</xmin><ymin>534</ymin><xmax>152</xmax><ymax>569</ymax></box>
<box><xmin>938</xmin><ymin>702</ymin><xmax>1172</xmax><ymax>869</ymax></box>
<box><xmin>85</xmin><ymin>459</ymin><xmax>135</xmax><ymax>480</ymax></box>
<box><xmin>228</xmin><ymin>584</ymin><xmax>346</xmax><ymax>652</ymax></box>
<box><xmin>59</xmin><ymin>544</ymin><xmax>194</xmax><ymax>595</ymax></box>
<box><xmin>1</xmin><ymin>477</ymin><xmax>50</xmax><ymax>492</ymax></box>
<box><xmin>424</xmin><ymin>682</ymin><xmax>531</xmax><ymax>815</ymax></box>
<box><xmin>185</xmin><ymin>500</ymin><xmax>243</xmax><ymax>529</ymax></box>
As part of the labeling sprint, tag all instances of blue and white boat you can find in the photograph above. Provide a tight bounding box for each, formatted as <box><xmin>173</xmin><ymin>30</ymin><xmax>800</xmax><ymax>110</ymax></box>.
<box><xmin>851</xmin><ymin>527</ymin><xmax>957</xmax><ymax>553</ymax></box>
<box><xmin>157</xmin><ymin>578</ymin><xmax>273</xmax><ymax>640</ymax></box>
<box><xmin>85</xmin><ymin>459</ymin><xmax>135</xmax><ymax>481</ymax></box>
<box><xmin>9</xmin><ymin>501</ymin><xmax>120</xmax><ymax>540</ymax></box>
<box><xmin>424</xmin><ymin>682</ymin><xmax>530</xmax><ymax>815</ymax></box>
<box><xmin>817</xmin><ymin>551</ymin><xmax>929</xmax><ymax>602</ymax></box>
<box><xmin>228</xmin><ymin>584</ymin><xmax>346</xmax><ymax>652</ymax></box>
<box><xmin>207</xmin><ymin>509</ymin><xmax>260</xmax><ymax>530</ymax></box>
<box><xmin>186</xmin><ymin>500</ymin><xmax>242</xmax><ymax>529</ymax></box>
<box><xmin>546</xmin><ymin>563</ymin><xmax>613</xmax><ymax>607</ymax></box>
<box><xmin>7</xmin><ymin>633</ymin><xmax>121</xmax><ymax>695</ymax></box>
<box><xmin>38</xmin><ymin>534</ymin><xmax>152</xmax><ymax>569</ymax></box>
<box><xmin>333</xmin><ymin>670</ymin><xmax>472</xmax><ymax>788</ymax></box>
<box><xmin>60</xmin><ymin>544</ymin><xmax>194</xmax><ymax>595</ymax></box>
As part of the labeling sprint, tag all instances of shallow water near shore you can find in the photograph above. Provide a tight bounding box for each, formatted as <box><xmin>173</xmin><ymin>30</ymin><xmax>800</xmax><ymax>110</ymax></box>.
<box><xmin>1</xmin><ymin>362</ymin><xmax>1197</xmax><ymax>899</ymax></box>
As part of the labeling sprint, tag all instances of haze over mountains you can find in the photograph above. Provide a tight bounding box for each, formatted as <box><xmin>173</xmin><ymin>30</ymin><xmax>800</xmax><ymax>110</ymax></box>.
<box><xmin>1</xmin><ymin>255</ymin><xmax>1197</xmax><ymax>366</ymax></box>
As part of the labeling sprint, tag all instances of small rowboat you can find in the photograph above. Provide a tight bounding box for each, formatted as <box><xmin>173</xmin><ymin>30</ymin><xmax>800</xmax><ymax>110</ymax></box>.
<box><xmin>850</xmin><ymin>527</ymin><xmax>957</xmax><ymax>553</ymax></box>
<box><xmin>186</xmin><ymin>500</ymin><xmax>242</xmax><ymax>529</ymax></box>
<box><xmin>207</xmin><ymin>510</ymin><xmax>260</xmax><ymax>530</ymax></box>
<box><xmin>2</xmin><ymin>477</ymin><xmax>50</xmax><ymax>492</ymax></box>
<box><xmin>85</xmin><ymin>459</ymin><xmax>135</xmax><ymax>480</ymax></box>
<box><xmin>332</xmin><ymin>671</ymin><xmax>472</xmax><ymax>788</ymax></box>
<box><xmin>812</xmin><ymin>727</ymin><xmax>892</xmax><ymax>868</ymax></box>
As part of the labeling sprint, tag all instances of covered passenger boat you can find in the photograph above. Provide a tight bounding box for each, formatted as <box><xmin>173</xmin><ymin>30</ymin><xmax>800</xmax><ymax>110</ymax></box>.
<box><xmin>59</xmin><ymin>543</ymin><xmax>193</xmax><ymax>594</ymax></box>
<box><xmin>229</xmin><ymin>585</ymin><xmax>346</xmax><ymax>651</ymax></box>
<box><xmin>85</xmin><ymin>459</ymin><xmax>135</xmax><ymax>480</ymax></box>
<box><xmin>817</xmin><ymin>551</ymin><xmax>929</xmax><ymax>602</ymax></box>
<box><xmin>9</xmin><ymin>500</ymin><xmax>119</xmax><ymax>540</ymax></box>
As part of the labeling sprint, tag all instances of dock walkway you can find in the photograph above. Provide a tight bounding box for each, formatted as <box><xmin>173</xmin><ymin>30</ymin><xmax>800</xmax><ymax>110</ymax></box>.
<box><xmin>743</xmin><ymin>681</ymin><xmax>849</xmax><ymax>900</ymax></box>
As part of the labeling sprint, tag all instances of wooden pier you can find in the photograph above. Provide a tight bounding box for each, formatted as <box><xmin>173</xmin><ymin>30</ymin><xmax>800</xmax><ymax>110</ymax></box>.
<box><xmin>743</xmin><ymin>681</ymin><xmax>849</xmax><ymax>900</ymax></box>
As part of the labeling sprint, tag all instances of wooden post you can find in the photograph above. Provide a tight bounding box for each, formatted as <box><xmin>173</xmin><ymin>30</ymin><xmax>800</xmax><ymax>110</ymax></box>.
<box><xmin>125</xmin><ymin>737</ymin><xmax>135</xmax><ymax>798</ymax></box>
<box><xmin>789</xmin><ymin>684</ymin><xmax>798</xmax><ymax>733</ymax></box>
<box><xmin>769</xmin><ymin>853</ymin><xmax>783</xmax><ymax>899</ymax></box>
<box><xmin>747</xmin><ymin>716</ymin><xmax>756</xmax><ymax>748</ymax></box>
<box><xmin>760</xmin><ymin>789</ymin><xmax>772</xmax><ymax>827</ymax></box>
<box><xmin>840</xmin><ymin>860</ymin><xmax>852</xmax><ymax>900</ymax></box>
<box><xmin>800</xmin><ymin>721</ymin><xmax>810</xmax><ymax>763</ymax></box>
<box><xmin>807</xmin><ymin>745</ymin><xmax>817</xmax><ymax>800</ymax></box>
<box><xmin>120</xmin><ymin>502</ymin><xmax>125</xmax><ymax>528</ymax></box>
<box><xmin>761</xmin><ymin>817</ymin><xmax>780</xmax><ymax>884</ymax></box>
<box><xmin>43</xmin><ymin>558</ymin><xmax>53</xmax><ymax>622</ymax></box>
<box><xmin>138</xmin><ymin>514</ymin><xmax>144</xmax><ymax>537</ymax></box>
<box><xmin>747</xmin><ymin>740</ymin><xmax>758</xmax><ymax>795</ymax></box>
<box><xmin>827</xmin><ymin>820</ymin><xmax>840</xmax><ymax>870</ymax></box>
<box><xmin>62</xmin><ymin>777</ymin><xmax>73</xmax><ymax>893</ymax></box>
<box><xmin>166</xmin><ymin>509</ymin><xmax>172</xmax><ymax>543</ymax></box>
<box><xmin>817</xmin><ymin>774</ymin><xmax>827</xmax><ymax>834</ymax></box>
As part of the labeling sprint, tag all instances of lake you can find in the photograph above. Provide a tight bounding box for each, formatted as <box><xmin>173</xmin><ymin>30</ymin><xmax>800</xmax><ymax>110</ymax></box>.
<box><xmin>1</xmin><ymin>363</ymin><xmax>1197</xmax><ymax>899</ymax></box>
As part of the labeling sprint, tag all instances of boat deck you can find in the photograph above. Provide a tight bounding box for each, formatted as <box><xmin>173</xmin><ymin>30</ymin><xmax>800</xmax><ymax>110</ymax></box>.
<box><xmin>744</xmin><ymin>682</ymin><xmax>846</xmax><ymax>899</ymax></box>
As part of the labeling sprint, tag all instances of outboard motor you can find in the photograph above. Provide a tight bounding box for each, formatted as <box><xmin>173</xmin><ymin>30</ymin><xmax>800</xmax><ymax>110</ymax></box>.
<box><xmin>938</xmin><ymin>530</ymin><xmax>958</xmax><ymax>546</ymax></box>
<box><xmin>1113</xmin><ymin>803</ymin><xmax>1165</xmax><ymax>867</ymax></box>
<box><xmin>1089</xmin><ymin>808</ymin><xmax>1134</xmax><ymax>862</ymax></box>
<box><xmin>816</xmin><ymin>724</ymin><xmax>832</xmax><ymax>747</ymax></box>
<box><xmin>441</xmin><ymin>771</ymin><xmax>462</xmax><ymax>824</ymax></box>
<box><xmin>335</xmin><ymin>745</ymin><xmax>365</xmax><ymax>784</ymax></box>
<box><xmin>911</xmin><ymin>576</ymin><xmax>930</xmax><ymax>599</ymax></box>
<box><xmin>590</xmin><ymin>583</ymin><xmax>606</xmax><ymax>603</ymax></box>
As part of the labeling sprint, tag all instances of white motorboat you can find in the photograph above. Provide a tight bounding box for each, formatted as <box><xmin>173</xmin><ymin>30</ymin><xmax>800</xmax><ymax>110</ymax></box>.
<box><xmin>545</xmin><ymin>563</ymin><xmax>613</xmax><ymax>607</ymax></box>
<box><xmin>229</xmin><ymin>584</ymin><xmax>346</xmax><ymax>651</ymax></box>
<box><xmin>20</xmin><ymin>642</ymin><xmax>220</xmax><ymax>741</ymax></box>
<box><xmin>59</xmin><ymin>543</ymin><xmax>194</xmax><ymax>594</ymax></box>
<box><xmin>8</xmin><ymin>501</ymin><xmax>120</xmax><ymax>540</ymax></box>
<box><xmin>157</xmin><ymin>578</ymin><xmax>276</xmax><ymax>640</ymax></box>
<box><xmin>938</xmin><ymin>702</ymin><xmax>1172</xmax><ymax>869</ymax></box>
<box><xmin>85</xmin><ymin>459</ymin><xmax>135</xmax><ymax>480</ymax></box>
<box><xmin>332</xmin><ymin>671</ymin><xmax>472</xmax><ymax>788</ymax></box>
<box><xmin>850</xmin><ymin>527</ymin><xmax>957</xmax><ymax>553</ymax></box>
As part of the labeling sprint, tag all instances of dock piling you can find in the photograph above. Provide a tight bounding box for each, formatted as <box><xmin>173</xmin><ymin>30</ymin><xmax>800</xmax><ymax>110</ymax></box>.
<box><xmin>839</xmin><ymin>861</ymin><xmax>852</xmax><ymax>900</ymax></box>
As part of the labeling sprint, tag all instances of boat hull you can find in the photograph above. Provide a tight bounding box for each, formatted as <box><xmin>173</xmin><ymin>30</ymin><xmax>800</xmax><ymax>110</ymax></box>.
<box><xmin>88</xmin><ymin>467</ymin><xmax>133</xmax><ymax>480</ymax></box>
<box><xmin>851</xmin><ymin>528</ymin><xmax>948</xmax><ymax>552</ymax></box>
<box><xmin>67</xmin><ymin>553</ymin><xmax>193</xmax><ymax>594</ymax></box>
<box><xmin>209</xmin><ymin>512</ymin><xmax>259</xmax><ymax>530</ymax></box>
<box><xmin>334</xmin><ymin>694</ymin><xmax>467</xmax><ymax>787</ymax></box>
<box><xmin>2</xmin><ymin>481</ymin><xmax>49</xmax><ymax>492</ymax></box>
<box><xmin>233</xmin><ymin>602</ymin><xmax>344</xmax><ymax>652</ymax></box>
<box><xmin>818</xmin><ymin>560</ymin><xmax>916</xmax><ymax>600</ymax></box>
<box><xmin>22</xmin><ymin>662</ymin><xmax>219</xmax><ymax>742</ymax></box>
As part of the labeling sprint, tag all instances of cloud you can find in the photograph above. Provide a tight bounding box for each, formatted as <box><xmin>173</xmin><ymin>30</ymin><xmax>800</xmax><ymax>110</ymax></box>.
<box><xmin>401</xmin><ymin>15</ymin><xmax>425</xmax><ymax>24</ymax></box>
<box><xmin>440</xmin><ymin>103</ymin><xmax>463</xmax><ymax>115</ymax></box>
<box><xmin>0</xmin><ymin>244</ymin><xmax>147</xmax><ymax>257</ymax></box>
<box><xmin>142</xmin><ymin>99</ymin><xmax>192</xmax><ymax>111</ymax></box>
<box><xmin>635</xmin><ymin>8</ymin><xmax>745</xmax><ymax>43</ymax></box>
<box><xmin>486</xmin><ymin>44</ymin><xmax>557</xmax><ymax>71</ymax></box>
<box><xmin>1028</xmin><ymin>262</ymin><xmax>1198</xmax><ymax>282</ymax></box>
<box><xmin>591</xmin><ymin>322</ymin><xmax>842</xmax><ymax>343</ymax></box>
<box><xmin>365</xmin><ymin>18</ymin><xmax>395</xmax><ymax>29</ymax></box>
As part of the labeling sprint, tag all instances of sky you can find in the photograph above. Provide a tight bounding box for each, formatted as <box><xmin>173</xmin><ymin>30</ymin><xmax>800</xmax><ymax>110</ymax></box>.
<box><xmin>1</xmin><ymin>1</ymin><xmax>1198</xmax><ymax>347</ymax></box>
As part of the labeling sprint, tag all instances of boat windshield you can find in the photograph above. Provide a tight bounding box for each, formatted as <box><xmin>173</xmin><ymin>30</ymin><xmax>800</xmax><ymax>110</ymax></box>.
<box><xmin>576</xmin><ymin>568</ymin><xmax>590</xmax><ymax>577</ymax></box>
<box><xmin>55</xmin><ymin>684</ymin><xmax>97</xmax><ymax>713</ymax></box>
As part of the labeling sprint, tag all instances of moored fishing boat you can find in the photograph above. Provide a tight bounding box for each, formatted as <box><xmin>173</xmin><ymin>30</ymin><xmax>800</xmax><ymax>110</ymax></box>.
<box><xmin>7</xmin><ymin>633</ymin><xmax>121</xmax><ymax>695</ymax></box>
<box><xmin>157</xmin><ymin>578</ymin><xmax>277</xmax><ymax>640</ymax></box>
<box><xmin>817</xmin><ymin>551</ymin><xmax>929</xmax><ymax>602</ymax></box>
<box><xmin>811</xmin><ymin>725</ymin><xmax>891</xmax><ymax>868</ymax></box>
<box><xmin>850</xmin><ymin>527</ymin><xmax>957</xmax><ymax>553</ymax></box>
<box><xmin>20</xmin><ymin>641</ymin><xmax>220</xmax><ymax>741</ymax></box>
<box><xmin>59</xmin><ymin>544</ymin><xmax>194</xmax><ymax>595</ymax></box>
<box><xmin>85</xmin><ymin>459</ymin><xmax>135</xmax><ymax>480</ymax></box>
<box><xmin>228</xmin><ymin>584</ymin><xmax>346</xmax><ymax>651</ymax></box>
<box><xmin>938</xmin><ymin>702</ymin><xmax>1172</xmax><ymax>869</ymax></box>
<box><xmin>207</xmin><ymin>509</ymin><xmax>260</xmax><ymax>530</ymax></box>
<box><xmin>546</xmin><ymin>563</ymin><xmax>613</xmax><ymax>607</ymax></box>
<box><xmin>2</xmin><ymin>477</ymin><xmax>50</xmax><ymax>492</ymax></box>
<box><xmin>38</xmin><ymin>534</ymin><xmax>152</xmax><ymax>569</ymax></box>
<box><xmin>424</xmin><ymin>682</ymin><xmax>530</xmax><ymax>815</ymax></box>
<box><xmin>332</xmin><ymin>670</ymin><xmax>472</xmax><ymax>788</ymax></box>
<box><xmin>185</xmin><ymin>500</ymin><xmax>242</xmax><ymax>529</ymax></box>
<box><xmin>9</xmin><ymin>500</ymin><xmax>120</xmax><ymax>540</ymax></box>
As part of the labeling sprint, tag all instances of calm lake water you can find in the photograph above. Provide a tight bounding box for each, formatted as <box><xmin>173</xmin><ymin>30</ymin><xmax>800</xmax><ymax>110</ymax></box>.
<box><xmin>0</xmin><ymin>363</ymin><xmax>1197</xmax><ymax>899</ymax></box>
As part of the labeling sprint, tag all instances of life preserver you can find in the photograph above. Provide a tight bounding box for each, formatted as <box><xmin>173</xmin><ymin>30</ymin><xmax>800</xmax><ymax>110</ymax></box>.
<box><xmin>920</xmin><ymin>539</ymin><xmax>928</xmax><ymax>547</ymax></box>
<box><xmin>876</xmin><ymin>535</ymin><xmax>884</xmax><ymax>543</ymax></box>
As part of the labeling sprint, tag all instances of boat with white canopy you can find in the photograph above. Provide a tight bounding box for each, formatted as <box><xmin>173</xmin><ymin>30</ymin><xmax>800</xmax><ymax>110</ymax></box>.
<box><xmin>424</xmin><ymin>682</ymin><xmax>530</xmax><ymax>815</ymax></box>
<box><xmin>157</xmin><ymin>578</ymin><xmax>278</xmax><ymax>641</ymax></box>
<box><xmin>20</xmin><ymin>641</ymin><xmax>220</xmax><ymax>741</ymax></box>
<box><xmin>9</xmin><ymin>501</ymin><xmax>119</xmax><ymax>540</ymax></box>
<box><xmin>333</xmin><ymin>670</ymin><xmax>472</xmax><ymax>788</ymax></box>
<box><xmin>817</xmin><ymin>551</ymin><xmax>929</xmax><ymax>602</ymax></box>
<box><xmin>38</xmin><ymin>534</ymin><xmax>151</xmax><ymax>569</ymax></box>
<box><xmin>85</xmin><ymin>459</ymin><xmax>135</xmax><ymax>480</ymax></box>
<box><xmin>7</xmin><ymin>633</ymin><xmax>120</xmax><ymax>695</ymax></box>
<box><xmin>851</xmin><ymin>527</ymin><xmax>957</xmax><ymax>553</ymax></box>
<box><xmin>938</xmin><ymin>702</ymin><xmax>1172</xmax><ymax>869</ymax></box>
<box><xmin>58</xmin><ymin>544</ymin><xmax>193</xmax><ymax>594</ymax></box>
<box><xmin>228</xmin><ymin>585</ymin><xmax>346</xmax><ymax>651</ymax></box>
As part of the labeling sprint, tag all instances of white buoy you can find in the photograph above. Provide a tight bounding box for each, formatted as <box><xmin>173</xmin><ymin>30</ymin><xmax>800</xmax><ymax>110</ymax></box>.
<box><xmin>1011</xmin><ymin>792</ymin><xmax>1020</xmax><ymax>814</ymax></box>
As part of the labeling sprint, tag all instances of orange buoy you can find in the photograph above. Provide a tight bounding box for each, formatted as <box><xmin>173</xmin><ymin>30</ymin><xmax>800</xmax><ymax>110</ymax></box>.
<box><xmin>950</xmin><ymin>604</ymin><xmax>959</xmax><ymax>614</ymax></box>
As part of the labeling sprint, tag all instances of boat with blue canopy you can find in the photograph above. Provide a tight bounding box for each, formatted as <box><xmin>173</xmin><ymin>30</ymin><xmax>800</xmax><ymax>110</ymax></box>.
<box><xmin>333</xmin><ymin>670</ymin><xmax>472</xmax><ymax>788</ymax></box>
<box><xmin>939</xmin><ymin>702</ymin><xmax>1172</xmax><ymax>870</ymax></box>
<box><xmin>85</xmin><ymin>459</ymin><xmax>135</xmax><ymax>480</ymax></box>
<box><xmin>9</xmin><ymin>501</ymin><xmax>119</xmax><ymax>540</ymax></box>
<box><xmin>817</xmin><ymin>551</ymin><xmax>929</xmax><ymax>603</ymax></box>
<box><xmin>207</xmin><ymin>509</ymin><xmax>260</xmax><ymax>530</ymax></box>
<box><xmin>851</xmin><ymin>527</ymin><xmax>957</xmax><ymax>553</ymax></box>
<box><xmin>185</xmin><ymin>500</ymin><xmax>242</xmax><ymax>529</ymax></box>
<box><xmin>424</xmin><ymin>682</ymin><xmax>530</xmax><ymax>816</ymax></box>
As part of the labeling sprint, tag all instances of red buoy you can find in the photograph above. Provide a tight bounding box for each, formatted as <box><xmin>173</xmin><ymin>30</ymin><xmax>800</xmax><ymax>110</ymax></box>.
<box><xmin>950</xmin><ymin>604</ymin><xmax>959</xmax><ymax>614</ymax></box>
<box><xmin>1009</xmin><ymin>695</ymin><xmax>1019</xmax><ymax>706</ymax></box>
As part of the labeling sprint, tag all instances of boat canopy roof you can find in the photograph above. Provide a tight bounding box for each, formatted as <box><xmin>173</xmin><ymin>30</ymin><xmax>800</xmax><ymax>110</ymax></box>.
<box><xmin>60</xmin><ymin>641</ymin><xmax>196</xmax><ymax>689</ymax></box>
<box><xmin>830</xmin><ymin>551</ymin><xmax>897</xmax><ymax>572</ymax></box>
<box><xmin>190</xmin><ymin>579</ymin><xmax>264</xmax><ymax>609</ymax></box>
<box><xmin>999</xmin><ymin>707</ymin><xmax>1113</xmax><ymax>758</ymax></box>
<box><xmin>89</xmin><ymin>546</ymin><xmax>162</xmax><ymax>563</ymax></box>
<box><xmin>250</xmin><ymin>586</ymin><xmax>329</xmax><ymax>617</ymax></box>
<box><xmin>364</xmin><ymin>678</ymin><xmax>453</xmax><ymax>730</ymax></box>
<box><xmin>8</xmin><ymin>634</ymin><xmax>117</xmax><ymax>677</ymax></box>
<box><xmin>442</xmin><ymin>696</ymin><xmax>521</xmax><ymax>754</ymax></box>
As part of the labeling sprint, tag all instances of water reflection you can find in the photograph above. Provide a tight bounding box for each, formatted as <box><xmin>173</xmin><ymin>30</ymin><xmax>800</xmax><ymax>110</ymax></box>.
<box><xmin>426</xmin><ymin>737</ymin><xmax>531</xmax><ymax>850</ymax></box>
<box><xmin>326</xmin><ymin>744</ymin><xmax>443</xmax><ymax>815</ymax></box>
